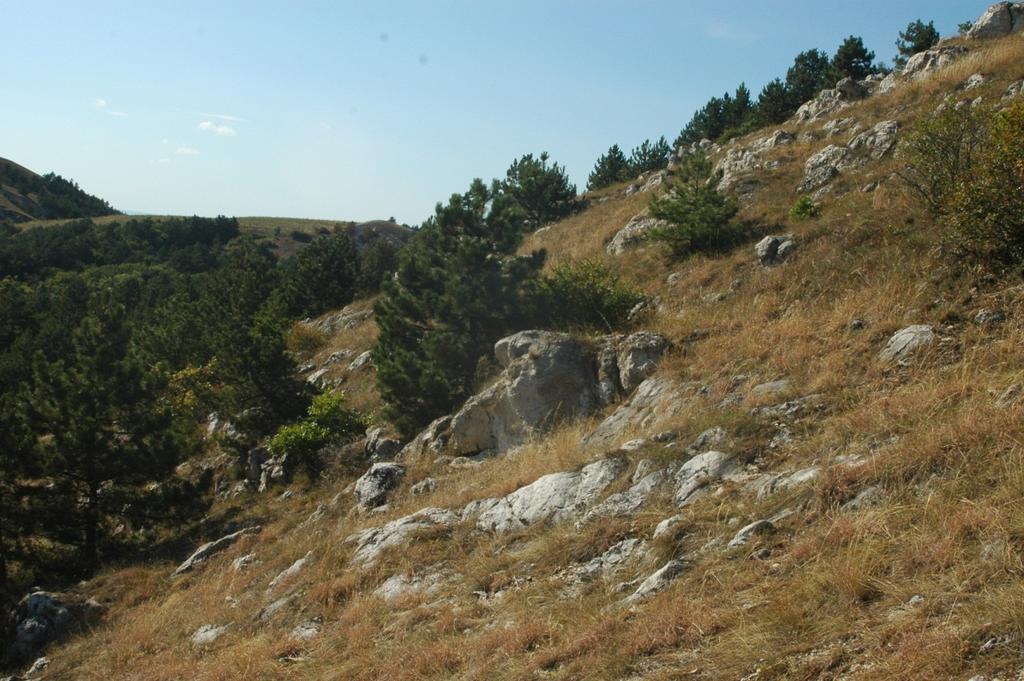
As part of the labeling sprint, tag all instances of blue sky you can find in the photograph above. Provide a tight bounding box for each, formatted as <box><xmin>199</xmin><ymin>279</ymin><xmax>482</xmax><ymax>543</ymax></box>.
<box><xmin>1</xmin><ymin>1</ymin><xmax>985</xmax><ymax>224</ymax></box>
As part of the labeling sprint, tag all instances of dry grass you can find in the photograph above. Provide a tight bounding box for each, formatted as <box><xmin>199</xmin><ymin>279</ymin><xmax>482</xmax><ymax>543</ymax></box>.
<box><xmin>19</xmin><ymin>33</ymin><xmax>1024</xmax><ymax>681</ymax></box>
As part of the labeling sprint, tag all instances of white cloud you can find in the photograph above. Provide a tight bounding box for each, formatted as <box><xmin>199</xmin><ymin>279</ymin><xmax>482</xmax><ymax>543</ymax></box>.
<box><xmin>94</xmin><ymin>98</ymin><xmax>107</xmax><ymax>108</ymax></box>
<box><xmin>200</xmin><ymin>112</ymin><xmax>245</xmax><ymax>122</ymax></box>
<box><xmin>175</xmin><ymin>146</ymin><xmax>200</xmax><ymax>156</ymax></box>
<box><xmin>198</xmin><ymin>120</ymin><xmax>236</xmax><ymax>136</ymax></box>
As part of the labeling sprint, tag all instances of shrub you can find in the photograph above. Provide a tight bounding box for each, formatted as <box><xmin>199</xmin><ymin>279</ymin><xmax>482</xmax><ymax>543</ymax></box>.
<box><xmin>286</xmin><ymin>323</ymin><xmax>328</xmax><ymax>356</ymax></box>
<box><xmin>269</xmin><ymin>391</ymin><xmax>364</xmax><ymax>476</ymax></box>
<box><xmin>531</xmin><ymin>259</ymin><xmax>643</xmax><ymax>332</ymax></box>
<box><xmin>789</xmin><ymin>195</ymin><xmax>821</xmax><ymax>220</ymax></box>
<box><xmin>647</xmin><ymin>153</ymin><xmax>747</xmax><ymax>258</ymax></box>
<box><xmin>896</xmin><ymin>104</ymin><xmax>988</xmax><ymax>216</ymax></box>
<box><xmin>944</xmin><ymin>101</ymin><xmax>1024</xmax><ymax>271</ymax></box>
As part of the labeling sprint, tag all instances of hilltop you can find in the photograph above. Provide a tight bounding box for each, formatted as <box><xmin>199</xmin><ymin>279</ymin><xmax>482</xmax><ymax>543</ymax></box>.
<box><xmin>3</xmin><ymin>4</ymin><xmax>1024</xmax><ymax>681</ymax></box>
<box><xmin>0</xmin><ymin>158</ymin><xmax>118</xmax><ymax>223</ymax></box>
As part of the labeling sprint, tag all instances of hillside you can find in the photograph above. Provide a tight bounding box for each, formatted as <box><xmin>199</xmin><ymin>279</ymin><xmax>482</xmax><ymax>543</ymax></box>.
<box><xmin>0</xmin><ymin>158</ymin><xmax>117</xmax><ymax>223</ymax></box>
<box><xmin>4</xmin><ymin>6</ymin><xmax>1024</xmax><ymax>681</ymax></box>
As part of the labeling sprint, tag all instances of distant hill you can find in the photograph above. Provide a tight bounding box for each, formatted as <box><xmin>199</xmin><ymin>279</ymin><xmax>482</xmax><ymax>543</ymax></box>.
<box><xmin>0</xmin><ymin>157</ymin><xmax>118</xmax><ymax>222</ymax></box>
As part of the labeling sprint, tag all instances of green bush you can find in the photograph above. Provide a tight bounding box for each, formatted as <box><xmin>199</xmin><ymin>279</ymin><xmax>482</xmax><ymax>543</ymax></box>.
<box><xmin>269</xmin><ymin>391</ymin><xmax>364</xmax><ymax>475</ymax></box>
<box><xmin>944</xmin><ymin>101</ymin><xmax>1024</xmax><ymax>271</ymax></box>
<box><xmin>531</xmin><ymin>259</ymin><xmax>643</xmax><ymax>332</ymax></box>
<box><xmin>789</xmin><ymin>195</ymin><xmax>821</xmax><ymax>220</ymax></box>
<box><xmin>647</xmin><ymin>153</ymin><xmax>747</xmax><ymax>258</ymax></box>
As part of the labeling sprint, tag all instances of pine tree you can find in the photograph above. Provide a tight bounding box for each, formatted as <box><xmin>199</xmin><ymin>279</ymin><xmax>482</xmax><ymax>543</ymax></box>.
<box><xmin>785</xmin><ymin>49</ymin><xmax>833</xmax><ymax>106</ymax></box>
<box><xmin>832</xmin><ymin>35</ymin><xmax>876</xmax><ymax>80</ymax></box>
<box><xmin>757</xmin><ymin>78</ymin><xmax>794</xmax><ymax>124</ymax></box>
<box><xmin>587</xmin><ymin>145</ymin><xmax>631</xmax><ymax>190</ymax></box>
<box><xmin>373</xmin><ymin>182</ymin><xmax>543</xmax><ymax>435</ymax></box>
<box><xmin>277</xmin><ymin>231</ymin><xmax>359</xmax><ymax>317</ymax></box>
<box><xmin>28</xmin><ymin>292</ymin><xmax>190</xmax><ymax>575</ymax></box>
<box><xmin>502</xmin><ymin>151</ymin><xmax>577</xmax><ymax>231</ymax></box>
<box><xmin>0</xmin><ymin>392</ymin><xmax>35</xmax><ymax>589</ymax></box>
<box><xmin>628</xmin><ymin>137</ymin><xmax>671</xmax><ymax>175</ymax></box>
<box><xmin>895</xmin><ymin>20</ymin><xmax>939</xmax><ymax>69</ymax></box>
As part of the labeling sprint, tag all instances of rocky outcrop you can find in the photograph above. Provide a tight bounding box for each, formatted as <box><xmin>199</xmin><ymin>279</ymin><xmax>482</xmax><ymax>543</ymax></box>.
<box><xmin>727</xmin><ymin>519</ymin><xmax>774</xmax><ymax>548</ymax></box>
<box><xmin>305</xmin><ymin>304</ymin><xmax>373</xmax><ymax>335</ymax></box>
<box><xmin>967</xmin><ymin>2</ymin><xmax>1024</xmax><ymax>39</ymax></box>
<box><xmin>755</xmin><ymin>235</ymin><xmax>797</xmax><ymax>266</ymax></box>
<box><xmin>3</xmin><ymin>592</ymin><xmax>105</xmax><ymax>665</ymax></box>
<box><xmin>606</xmin><ymin>212</ymin><xmax>668</xmax><ymax>255</ymax></box>
<box><xmin>878</xmin><ymin>325</ymin><xmax>935</xmax><ymax>363</ymax></box>
<box><xmin>797</xmin><ymin>121</ymin><xmax>898</xmax><ymax>194</ymax></box>
<box><xmin>374</xmin><ymin>568</ymin><xmax>453</xmax><ymax>603</ymax></box>
<box><xmin>191</xmin><ymin>623</ymin><xmax>229</xmax><ymax>646</ymax></box>
<box><xmin>267</xmin><ymin>551</ymin><xmax>313</xmax><ymax>592</ymax></box>
<box><xmin>623</xmin><ymin>559</ymin><xmax>689</xmax><ymax>604</ymax></box>
<box><xmin>581</xmin><ymin>464</ymin><xmax>670</xmax><ymax>524</ymax></box>
<box><xmin>585</xmin><ymin>376</ymin><xmax>694</xmax><ymax>450</ymax></box>
<box><xmin>354</xmin><ymin>462</ymin><xmax>405</xmax><ymax>510</ymax></box>
<box><xmin>794</xmin><ymin>77</ymin><xmax>869</xmax><ymax>123</ymax></box>
<box><xmin>172</xmin><ymin>526</ymin><xmax>261</xmax><ymax>576</ymax></box>
<box><xmin>347</xmin><ymin>508</ymin><xmax>457</xmax><ymax>566</ymax></box>
<box><xmin>465</xmin><ymin>457</ymin><xmax>627</xmax><ymax>533</ymax></box>
<box><xmin>674</xmin><ymin>450</ymin><xmax>739</xmax><ymax>506</ymax></box>
<box><xmin>364</xmin><ymin>427</ymin><xmax>401</xmax><ymax>461</ymax></box>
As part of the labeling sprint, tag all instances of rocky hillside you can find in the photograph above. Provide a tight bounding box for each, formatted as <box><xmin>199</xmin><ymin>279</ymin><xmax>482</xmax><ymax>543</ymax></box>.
<box><xmin>0</xmin><ymin>158</ymin><xmax>117</xmax><ymax>223</ymax></box>
<box><xmin>5</xmin><ymin>6</ymin><xmax>1024</xmax><ymax>681</ymax></box>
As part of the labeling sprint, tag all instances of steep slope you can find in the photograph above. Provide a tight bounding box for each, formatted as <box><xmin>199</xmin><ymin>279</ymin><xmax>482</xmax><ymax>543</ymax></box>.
<box><xmin>0</xmin><ymin>158</ymin><xmax>117</xmax><ymax>222</ymax></box>
<box><xmin>7</xmin><ymin>14</ymin><xmax>1024</xmax><ymax>681</ymax></box>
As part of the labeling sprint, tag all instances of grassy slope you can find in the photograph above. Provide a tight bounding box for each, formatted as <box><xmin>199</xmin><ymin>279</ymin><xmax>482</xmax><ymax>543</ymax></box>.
<box><xmin>26</xmin><ymin>34</ymin><xmax>1024</xmax><ymax>681</ymax></box>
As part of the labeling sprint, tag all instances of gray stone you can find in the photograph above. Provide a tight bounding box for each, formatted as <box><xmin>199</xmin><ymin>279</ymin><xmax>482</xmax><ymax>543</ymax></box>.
<box><xmin>567</xmin><ymin>538</ymin><xmax>645</xmax><ymax>583</ymax></box>
<box><xmin>449</xmin><ymin>331</ymin><xmax>600</xmax><ymax>456</ymax></box>
<box><xmin>364</xmin><ymin>427</ymin><xmax>402</xmax><ymax>461</ymax></box>
<box><xmin>903</xmin><ymin>46</ymin><xmax>970</xmax><ymax>78</ymax></box>
<box><xmin>191</xmin><ymin>624</ymin><xmax>229</xmax><ymax>646</ymax></box>
<box><xmin>258</xmin><ymin>596</ymin><xmax>291</xmax><ymax>621</ymax></box>
<box><xmin>410</xmin><ymin>478</ymin><xmax>438</xmax><ymax>495</ymax></box>
<box><xmin>354</xmin><ymin>462</ymin><xmax>405</xmax><ymax>509</ymax></box>
<box><xmin>347</xmin><ymin>508</ymin><xmax>458</xmax><ymax>566</ymax></box>
<box><xmin>267</xmin><ymin>551</ymin><xmax>312</xmax><ymax>592</ymax></box>
<box><xmin>348</xmin><ymin>350</ymin><xmax>373</xmax><ymax>371</ymax></box>
<box><xmin>687</xmin><ymin>427</ymin><xmax>727</xmax><ymax>453</ymax></box>
<box><xmin>617</xmin><ymin>332</ymin><xmax>670</xmax><ymax>392</ymax></box>
<box><xmin>728</xmin><ymin>519</ymin><xmax>775</xmax><ymax>548</ymax></box>
<box><xmin>798</xmin><ymin>145</ymin><xmax>847</xmax><ymax>193</ymax></box>
<box><xmin>652</xmin><ymin>514</ymin><xmax>685</xmax><ymax>541</ymax></box>
<box><xmin>585</xmin><ymin>376</ymin><xmax>693</xmax><ymax>450</ymax></box>
<box><xmin>967</xmin><ymin>2</ymin><xmax>1024</xmax><ymax>39</ymax></box>
<box><xmin>964</xmin><ymin>73</ymin><xmax>987</xmax><ymax>90</ymax></box>
<box><xmin>374</xmin><ymin>568</ymin><xmax>452</xmax><ymax>603</ymax></box>
<box><xmin>232</xmin><ymin>553</ymin><xmax>257</xmax><ymax>571</ymax></box>
<box><xmin>623</xmin><ymin>559</ymin><xmax>689</xmax><ymax>603</ymax></box>
<box><xmin>581</xmin><ymin>466</ymin><xmax>671</xmax><ymax>524</ymax></box>
<box><xmin>847</xmin><ymin>120</ymin><xmax>899</xmax><ymax>161</ymax></box>
<box><xmin>468</xmin><ymin>457</ymin><xmax>628</xmax><ymax>533</ymax></box>
<box><xmin>751</xmin><ymin>379</ymin><xmax>791</xmax><ymax>396</ymax></box>
<box><xmin>4</xmin><ymin>592</ymin><xmax>105</xmax><ymax>665</ymax></box>
<box><xmin>25</xmin><ymin>656</ymin><xmax>48</xmax><ymax>678</ymax></box>
<box><xmin>397</xmin><ymin>415</ymin><xmax>452</xmax><ymax>460</ymax></box>
<box><xmin>996</xmin><ymin>384</ymin><xmax>1023</xmax><ymax>409</ymax></box>
<box><xmin>674</xmin><ymin>451</ymin><xmax>738</xmax><ymax>506</ymax></box>
<box><xmin>606</xmin><ymin>212</ymin><xmax>668</xmax><ymax>255</ymax></box>
<box><xmin>843</xmin><ymin>486</ymin><xmax>884</xmax><ymax>511</ymax></box>
<box><xmin>173</xmin><ymin>526</ymin><xmax>261</xmax><ymax>576</ymax></box>
<box><xmin>753</xmin><ymin>467</ymin><xmax>820</xmax><ymax>499</ymax></box>
<box><xmin>290</xmin><ymin>620</ymin><xmax>321</xmax><ymax>641</ymax></box>
<box><xmin>878</xmin><ymin>325</ymin><xmax>935</xmax><ymax>363</ymax></box>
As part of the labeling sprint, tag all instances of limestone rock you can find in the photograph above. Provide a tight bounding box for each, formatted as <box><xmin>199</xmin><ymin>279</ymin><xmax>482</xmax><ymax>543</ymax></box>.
<box><xmin>903</xmin><ymin>46</ymin><xmax>970</xmax><ymax>79</ymax></box>
<box><xmin>674</xmin><ymin>451</ymin><xmax>738</xmax><ymax>507</ymax></box>
<box><xmin>3</xmin><ymin>591</ymin><xmax>105</xmax><ymax>665</ymax></box>
<box><xmin>191</xmin><ymin>624</ymin><xmax>229</xmax><ymax>646</ymax></box>
<box><xmin>173</xmin><ymin>526</ymin><xmax>261</xmax><ymax>576</ymax></box>
<box><xmin>581</xmin><ymin>465</ymin><xmax>671</xmax><ymax>524</ymax></box>
<box><xmin>449</xmin><ymin>331</ymin><xmax>599</xmax><ymax>456</ymax></box>
<box><xmin>727</xmin><ymin>519</ymin><xmax>775</xmax><ymax>548</ymax></box>
<box><xmin>755</xmin><ymin>235</ymin><xmax>797</xmax><ymax>266</ymax></box>
<box><xmin>794</xmin><ymin>78</ymin><xmax>868</xmax><ymax>123</ymax></box>
<box><xmin>364</xmin><ymin>427</ymin><xmax>402</xmax><ymax>462</ymax></box>
<box><xmin>397</xmin><ymin>415</ymin><xmax>452</xmax><ymax>460</ymax></box>
<box><xmin>567</xmin><ymin>538</ymin><xmax>645</xmax><ymax>584</ymax></box>
<box><xmin>347</xmin><ymin>508</ymin><xmax>457</xmax><ymax>566</ymax></box>
<box><xmin>966</xmin><ymin>2</ymin><xmax>1024</xmax><ymax>39</ymax></box>
<box><xmin>374</xmin><ymin>568</ymin><xmax>452</xmax><ymax>603</ymax></box>
<box><xmin>878</xmin><ymin>325</ymin><xmax>935</xmax><ymax>363</ymax></box>
<box><xmin>585</xmin><ymin>376</ymin><xmax>693</xmax><ymax>450</ymax></box>
<box><xmin>617</xmin><ymin>332</ymin><xmax>670</xmax><ymax>392</ymax></box>
<box><xmin>467</xmin><ymin>457</ymin><xmax>627</xmax><ymax>533</ymax></box>
<box><xmin>606</xmin><ymin>212</ymin><xmax>668</xmax><ymax>255</ymax></box>
<box><xmin>652</xmin><ymin>514</ymin><xmax>685</xmax><ymax>541</ymax></box>
<box><xmin>753</xmin><ymin>467</ymin><xmax>820</xmax><ymax>499</ymax></box>
<box><xmin>354</xmin><ymin>462</ymin><xmax>405</xmax><ymax>509</ymax></box>
<box><xmin>847</xmin><ymin>120</ymin><xmax>899</xmax><ymax>161</ymax></box>
<box><xmin>267</xmin><ymin>551</ymin><xmax>312</xmax><ymax>592</ymax></box>
<box><xmin>291</xmin><ymin>620</ymin><xmax>321</xmax><ymax>641</ymax></box>
<box><xmin>410</xmin><ymin>478</ymin><xmax>438</xmax><ymax>495</ymax></box>
<box><xmin>624</xmin><ymin>559</ymin><xmax>689</xmax><ymax>603</ymax></box>
<box><xmin>798</xmin><ymin>145</ymin><xmax>847</xmax><ymax>193</ymax></box>
<box><xmin>348</xmin><ymin>350</ymin><xmax>373</xmax><ymax>371</ymax></box>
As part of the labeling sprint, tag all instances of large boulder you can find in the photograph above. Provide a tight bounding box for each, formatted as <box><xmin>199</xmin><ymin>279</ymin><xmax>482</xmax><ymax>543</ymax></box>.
<box><xmin>846</xmin><ymin>120</ymin><xmax>899</xmax><ymax>162</ymax></box>
<box><xmin>794</xmin><ymin>77</ymin><xmax>869</xmax><ymax>123</ymax></box>
<box><xmin>797</xmin><ymin>145</ymin><xmax>848</xmax><ymax>193</ymax></box>
<box><xmin>347</xmin><ymin>508</ymin><xmax>457</xmax><ymax>566</ymax></box>
<box><xmin>967</xmin><ymin>2</ymin><xmax>1024</xmax><ymax>39</ymax></box>
<box><xmin>464</xmin><ymin>456</ymin><xmax>628</xmax><ymax>533</ymax></box>
<box><xmin>354</xmin><ymin>462</ymin><xmax>405</xmax><ymax>509</ymax></box>
<box><xmin>606</xmin><ymin>212</ymin><xmax>668</xmax><ymax>255</ymax></box>
<box><xmin>616</xmin><ymin>332</ymin><xmax>671</xmax><ymax>392</ymax></box>
<box><xmin>755</xmin><ymin>235</ymin><xmax>797</xmax><ymax>267</ymax></box>
<box><xmin>878</xmin><ymin>325</ymin><xmax>935</xmax><ymax>363</ymax></box>
<box><xmin>3</xmin><ymin>591</ymin><xmax>105</xmax><ymax>665</ymax></box>
<box><xmin>585</xmin><ymin>376</ymin><xmax>694</xmax><ymax>450</ymax></box>
<box><xmin>903</xmin><ymin>46</ymin><xmax>970</xmax><ymax>79</ymax></box>
<box><xmin>172</xmin><ymin>526</ymin><xmax>261</xmax><ymax>576</ymax></box>
<box><xmin>364</xmin><ymin>427</ymin><xmax>402</xmax><ymax>462</ymax></box>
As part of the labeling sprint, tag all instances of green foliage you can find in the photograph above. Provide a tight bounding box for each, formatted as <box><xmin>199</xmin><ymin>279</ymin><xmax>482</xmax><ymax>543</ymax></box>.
<box><xmin>277</xmin><ymin>231</ymin><xmax>359</xmax><ymax>318</ymax></box>
<box><xmin>789</xmin><ymin>195</ymin><xmax>821</xmax><ymax>220</ymax></box>
<box><xmin>628</xmin><ymin>137</ymin><xmax>671</xmax><ymax>175</ymax></box>
<box><xmin>587</xmin><ymin>145</ymin><xmax>632</xmax><ymax>191</ymax></box>
<box><xmin>373</xmin><ymin>181</ymin><xmax>543</xmax><ymax>436</ymax></box>
<box><xmin>895</xmin><ymin>19</ymin><xmax>939</xmax><ymax>68</ymax></box>
<box><xmin>832</xmin><ymin>35</ymin><xmax>876</xmax><ymax>80</ymax></box>
<box><xmin>896</xmin><ymin>104</ymin><xmax>988</xmax><ymax>215</ymax></box>
<box><xmin>757</xmin><ymin>78</ymin><xmax>793</xmax><ymax>125</ymax></box>
<box><xmin>269</xmin><ymin>391</ymin><xmax>364</xmax><ymax>475</ymax></box>
<box><xmin>647</xmin><ymin>154</ymin><xmax>745</xmax><ymax>259</ymax></box>
<box><xmin>530</xmin><ymin>259</ymin><xmax>643</xmax><ymax>332</ymax></box>
<box><xmin>786</xmin><ymin>49</ymin><xmax>833</xmax><ymax>106</ymax></box>
<box><xmin>0</xmin><ymin>161</ymin><xmax>117</xmax><ymax>221</ymax></box>
<box><xmin>675</xmin><ymin>83</ymin><xmax>756</xmax><ymax>147</ymax></box>
<box><xmin>503</xmin><ymin>152</ymin><xmax>578</xmax><ymax>231</ymax></box>
<box><xmin>943</xmin><ymin>102</ymin><xmax>1024</xmax><ymax>271</ymax></box>
<box><xmin>957</xmin><ymin>21</ymin><xmax>974</xmax><ymax>36</ymax></box>
<box><xmin>357</xmin><ymin>238</ymin><xmax>401</xmax><ymax>294</ymax></box>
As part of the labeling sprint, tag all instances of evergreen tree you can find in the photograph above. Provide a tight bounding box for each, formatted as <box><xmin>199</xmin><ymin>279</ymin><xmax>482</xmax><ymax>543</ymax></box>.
<box><xmin>757</xmin><ymin>78</ymin><xmax>794</xmax><ymax>124</ymax></box>
<box><xmin>373</xmin><ymin>182</ymin><xmax>543</xmax><ymax>435</ymax></box>
<box><xmin>587</xmin><ymin>145</ymin><xmax>631</xmax><ymax>190</ymax></box>
<box><xmin>28</xmin><ymin>292</ymin><xmax>189</xmax><ymax>575</ymax></box>
<box><xmin>0</xmin><ymin>392</ymin><xmax>35</xmax><ymax>590</ymax></box>
<box><xmin>628</xmin><ymin>137</ymin><xmax>671</xmax><ymax>175</ymax></box>
<box><xmin>895</xmin><ymin>20</ymin><xmax>939</xmax><ymax>69</ymax></box>
<box><xmin>832</xmin><ymin>35</ymin><xmax>876</xmax><ymax>80</ymax></box>
<box><xmin>278</xmin><ymin>231</ymin><xmax>359</xmax><ymax>318</ymax></box>
<box><xmin>785</xmin><ymin>49</ymin><xmax>833</xmax><ymax>107</ymax></box>
<box><xmin>502</xmin><ymin>151</ymin><xmax>577</xmax><ymax>231</ymax></box>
